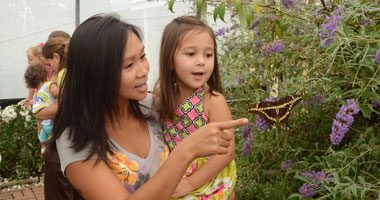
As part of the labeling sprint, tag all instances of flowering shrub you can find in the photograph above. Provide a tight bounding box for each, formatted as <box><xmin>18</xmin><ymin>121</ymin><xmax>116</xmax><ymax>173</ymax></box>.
<box><xmin>0</xmin><ymin>101</ymin><xmax>43</xmax><ymax>181</ymax></box>
<box><xmin>167</xmin><ymin>0</ymin><xmax>380</xmax><ymax>198</ymax></box>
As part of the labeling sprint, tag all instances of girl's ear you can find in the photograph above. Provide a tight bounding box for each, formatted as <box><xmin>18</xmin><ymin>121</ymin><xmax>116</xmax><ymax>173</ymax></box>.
<box><xmin>53</xmin><ymin>53</ymin><xmax>61</xmax><ymax>63</ymax></box>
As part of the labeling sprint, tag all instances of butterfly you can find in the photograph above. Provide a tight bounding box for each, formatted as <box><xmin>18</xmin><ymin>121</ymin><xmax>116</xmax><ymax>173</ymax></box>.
<box><xmin>248</xmin><ymin>95</ymin><xmax>302</xmax><ymax>124</ymax></box>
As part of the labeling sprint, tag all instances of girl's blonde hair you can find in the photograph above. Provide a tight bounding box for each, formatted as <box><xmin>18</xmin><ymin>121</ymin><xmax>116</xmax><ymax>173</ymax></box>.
<box><xmin>154</xmin><ymin>16</ymin><xmax>222</xmax><ymax>121</ymax></box>
<box><xmin>26</xmin><ymin>45</ymin><xmax>43</xmax><ymax>58</ymax></box>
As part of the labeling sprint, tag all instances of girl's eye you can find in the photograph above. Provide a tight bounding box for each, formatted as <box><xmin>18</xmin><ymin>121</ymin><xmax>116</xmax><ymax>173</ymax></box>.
<box><xmin>206</xmin><ymin>53</ymin><xmax>213</xmax><ymax>58</ymax></box>
<box><xmin>186</xmin><ymin>52</ymin><xmax>195</xmax><ymax>56</ymax></box>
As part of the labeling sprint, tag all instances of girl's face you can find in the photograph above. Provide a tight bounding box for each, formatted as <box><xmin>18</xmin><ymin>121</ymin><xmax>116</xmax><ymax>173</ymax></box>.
<box><xmin>173</xmin><ymin>30</ymin><xmax>215</xmax><ymax>96</ymax></box>
<box><xmin>118</xmin><ymin>32</ymin><xmax>149</xmax><ymax>102</ymax></box>
<box><xmin>46</xmin><ymin>53</ymin><xmax>60</xmax><ymax>73</ymax></box>
<box><xmin>27</xmin><ymin>54</ymin><xmax>39</xmax><ymax>65</ymax></box>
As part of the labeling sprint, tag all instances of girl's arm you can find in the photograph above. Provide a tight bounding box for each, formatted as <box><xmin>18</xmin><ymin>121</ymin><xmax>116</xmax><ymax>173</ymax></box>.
<box><xmin>35</xmin><ymin>83</ymin><xmax>59</xmax><ymax>120</ymax></box>
<box><xmin>64</xmin><ymin>119</ymin><xmax>247</xmax><ymax>200</ymax></box>
<box><xmin>173</xmin><ymin>92</ymin><xmax>235</xmax><ymax>198</ymax></box>
<box><xmin>23</xmin><ymin>88</ymin><xmax>34</xmax><ymax>107</ymax></box>
<box><xmin>49</xmin><ymin>83</ymin><xmax>59</xmax><ymax>99</ymax></box>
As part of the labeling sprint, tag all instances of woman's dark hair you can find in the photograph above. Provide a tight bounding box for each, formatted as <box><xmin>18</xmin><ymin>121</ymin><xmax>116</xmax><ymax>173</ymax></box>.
<box><xmin>51</xmin><ymin>14</ymin><xmax>145</xmax><ymax>161</ymax></box>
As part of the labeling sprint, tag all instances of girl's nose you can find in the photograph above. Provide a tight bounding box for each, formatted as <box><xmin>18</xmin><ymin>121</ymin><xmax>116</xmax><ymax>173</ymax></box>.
<box><xmin>196</xmin><ymin>55</ymin><xmax>205</xmax><ymax>66</ymax></box>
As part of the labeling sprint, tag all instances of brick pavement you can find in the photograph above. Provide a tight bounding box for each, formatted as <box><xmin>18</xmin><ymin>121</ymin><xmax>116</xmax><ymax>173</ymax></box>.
<box><xmin>0</xmin><ymin>184</ymin><xmax>44</xmax><ymax>200</ymax></box>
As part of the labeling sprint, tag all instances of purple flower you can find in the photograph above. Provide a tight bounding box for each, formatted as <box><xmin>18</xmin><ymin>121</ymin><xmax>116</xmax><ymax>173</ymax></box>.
<box><xmin>281</xmin><ymin>160</ymin><xmax>292</xmax><ymax>171</ymax></box>
<box><xmin>242</xmin><ymin>123</ymin><xmax>254</xmax><ymax>138</ymax></box>
<box><xmin>261</xmin><ymin>40</ymin><xmax>284</xmax><ymax>56</ymax></box>
<box><xmin>300</xmin><ymin>183</ymin><xmax>316</xmax><ymax>198</ymax></box>
<box><xmin>304</xmin><ymin>94</ymin><xmax>327</xmax><ymax>105</ymax></box>
<box><xmin>248</xmin><ymin>17</ymin><xmax>261</xmax><ymax>30</ymax></box>
<box><xmin>281</xmin><ymin>0</ymin><xmax>296</xmax><ymax>9</ymax></box>
<box><xmin>376</xmin><ymin>48</ymin><xmax>380</xmax><ymax>65</ymax></box>
<box><xmin>256</xmin><ymin>115</ymin><xmax>269</xmax><ymax>131</ymax></box>
<box><xmin>361</xmin><ymin>18</ymin><xmax>371</xmax><ymax>28</ymax></box>
<box><xmin>255</xmin><ymin>41</ymin><xmax>262</xmax><ymax>49</ymax></box>
<box><xmin>299</xmin><ymin>170</ymin><xmax>332</xmax><ymax>197</ymax></box>
<box><xmin>330</xmin><ymin>99</ymin><xmax>360</xmax><ymax>145</ymax></box>
<box><xmin>271</xmin><ymin>40</ymin><xmax>285</xmax><ymax>52</ymax></box>
<box><xmin>320</xmin><ymin>7</ymin><xmax>345</xmax><ymax>48</ymax></box>
<box><xmin>371</xmin><ymin>100</ymin><xmax>379</xmax><ymax>108</ymax></box>
<box><xmin>242</xmin><ymin>138</ymin><xmax>254</xmax><ymax>156</ymax></box>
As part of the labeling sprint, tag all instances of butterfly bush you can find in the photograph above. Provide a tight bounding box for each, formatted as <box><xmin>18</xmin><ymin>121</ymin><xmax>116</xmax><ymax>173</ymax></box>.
<box><xmin>281</xmin><ymin>160</ymin><xmax>293</xmax><ymax>171</ymax></box>
<box><xmin>241</xmin><ymin>122</ymin><xmax>256</xmax><ymax>156</ymax></box>
<box><xmin>281</xmin><ymin>0</ymin><xmax>296</xmax><ymax>9</ymax></box>
<box><xmin>330</xmin><ymin>99</ymin><xmax>360</xmax><ymax>145</ymax></box>
<box><xmin>299</xmin><ymin>170</ymin><xmax>332</xmax><ymax>198</ymax></box>
<box><xmin>320</xmin><ymin>7</ymin><xmax>345</xmax><ymax>48</ymax></box>
<box><xmin>262</xmin><ymin>40</ymin><xmax>285</xmax><ymax>56</ymax></box>
<box><xmin>255</xmin><ymin>96</ymin><xmax>275</xmax><ymax>131</ymax></box>
<box><xmin>376</xmin><ymin>48</ymin><xmax>380</xmax><ymax>65</ymax></box>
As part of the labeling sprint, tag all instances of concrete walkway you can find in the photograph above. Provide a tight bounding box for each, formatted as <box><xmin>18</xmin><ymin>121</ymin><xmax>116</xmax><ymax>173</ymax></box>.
<box><xmin>0</xmin><ymin>185</ymin><xmax>44</xmax><ymax>200</ymax></box>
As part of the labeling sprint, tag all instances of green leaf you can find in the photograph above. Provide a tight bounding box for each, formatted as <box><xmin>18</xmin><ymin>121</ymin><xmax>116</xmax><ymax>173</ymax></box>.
<box><xmin>246</xmin><ymin>7</ymin><xmax>254</xmax><ymax>27</ymax></box>
<box><xmin>168</xmin><ymin>0</ymin><xmax>175</xmax><ymax>13</ymax></box>
<box><xmin>219</xmin><ymin>2</ymin><xmax>226</xmax><ymax>22</ymax></box>
<box><xmin>287</xmin><ymin>193</ymin><xmax>302</xmax><ymax>199</ymax></box>
<box><xmin>213</xmin><ymin>7</ymin><xmax>220</xmax><ymax>22</ymax></box>
<box><xmin>358</xmin><ymin>176</ymin><xmax>366</xmax><ymax>185</ymax></box>
<box><xmin>275</xmin><ymin>21</ymin><xmax>283</xmax><ymax>39</ymax></box>
<box><xmin>235</xmin><ymin>0</ymin><xmax>241</xmax><ymax>13</ymax></box>
<box><xmin>197</xmin><ymin>0</ymin><xmax>203</xmax><ymax>15</ymax></box>
<box><xmin>322</xmin><ymin>156</ymin><xmax>340</xmax><ymax>168</ymax></box>
<box><xmin>359</xmin><ymin>104</ymin><xmax>370</xmax><ymax>119</ymax></box>
<box><xmin>350</xmin><ymin>185</ymin><xmax>358</xmax><ymax>197</ymax></box>
<box><xmin>238</xmin><ymin>6</ymin><xmax>247</xmax><ymax>27</ymax></box>
<box><xmin>259</xmin><ymin>17</ymin><xmax>265</xmax><ymax>37</ymax></box>
<box><xmin>201</xmin><ymin>1</ymin><xmax>207</xmax><ymax>20</ymax></box>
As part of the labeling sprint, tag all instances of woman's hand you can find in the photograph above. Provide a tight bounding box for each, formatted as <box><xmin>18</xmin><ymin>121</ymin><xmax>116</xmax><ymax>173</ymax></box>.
<box><xmin>172</xmin><ymin>178</ymin><xmax>193</xmax><ymax>198</ymax></box>
<box><xmin>178</xmin><ymin>118</ymin><xmax>248</xmax><ymax>159</ymax></box>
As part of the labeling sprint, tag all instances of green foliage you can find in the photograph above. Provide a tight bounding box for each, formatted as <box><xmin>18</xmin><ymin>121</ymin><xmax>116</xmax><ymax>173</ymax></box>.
<box><xmin>0</xmin><ymin>101</ymin><xmax>43</xmax><ymax>181</ymax></box>
<box><xmin>169</xmin><ymin>0</ymin><xmax>380</xmax><ymax>198</ymax></box>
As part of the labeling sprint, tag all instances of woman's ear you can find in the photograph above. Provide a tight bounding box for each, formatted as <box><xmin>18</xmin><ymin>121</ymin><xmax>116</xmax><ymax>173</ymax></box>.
<box><xmin>53</xmin><ymin>53</ymin><xmax>61</xmax><ymax>63</ymax></box>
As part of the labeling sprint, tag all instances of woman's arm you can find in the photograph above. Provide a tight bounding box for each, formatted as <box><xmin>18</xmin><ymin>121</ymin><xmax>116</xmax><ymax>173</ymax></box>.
<box><xmin>172</xmin><ymin>93</ymin><xmax>235</xmax><ymax>197</ymax></box>
<box><xmin>35</xmin><ymin>102</ymin><xmax>58</xmax><ymax>120</ymax></box>
<box><xmin>64</xmin><ymin>119</ymin><xmax>247</xmax><ymax>200</ymax></box>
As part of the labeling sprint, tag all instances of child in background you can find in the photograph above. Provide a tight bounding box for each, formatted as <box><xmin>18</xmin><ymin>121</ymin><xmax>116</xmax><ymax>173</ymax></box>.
<box><xmin>155</xmin><ymin>16</ymin><xmax>236</xmax><ymax>200</ymax></box>
<box><xmin>24</xmin><ymin>43</ymin><xmax>53</xmax><ymax>107</ymax></box>
<box><xmin>24</xmin><ymin>63</ymin><xmax>58</xmax><ymax>143</ymax></box>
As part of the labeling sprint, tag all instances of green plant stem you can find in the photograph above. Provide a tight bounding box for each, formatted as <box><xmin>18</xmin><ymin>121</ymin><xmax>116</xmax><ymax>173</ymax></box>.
<box><xmin>352</xmin><ymin>44</ymin><xmax>370</xmax><ymax>87</ymax></box>
<box><xmin>356</xmin><ymin>65</ymin><xmax>380</xmax><ymax>101</ymax></box>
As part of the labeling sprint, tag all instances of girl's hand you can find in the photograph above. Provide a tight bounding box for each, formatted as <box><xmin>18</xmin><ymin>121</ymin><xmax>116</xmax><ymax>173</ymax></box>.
<box><xmin>172</xmin><ymin>178</ymin><xmax>193</xmax><ymax>198</ymax></box>
<box><xmin>177</xmin><ymin>118</ymin><xmax>248</xmax><ymax>159</ymax></box>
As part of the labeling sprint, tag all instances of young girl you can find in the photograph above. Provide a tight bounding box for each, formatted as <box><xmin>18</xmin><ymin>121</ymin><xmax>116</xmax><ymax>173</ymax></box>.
<box><xmin>24</xmin><ymin>63</ymin><xmax>58</xmax><ymax>143</ymax></box>
<box><xmin>155</xmin><ymin>16</ymin><xmax>236</xmax><ymax>199</ymax></box>
<box><xmin>24</xmin><ymin>43</ymin><xmax>53</xmax><ymax>107</ymax></box>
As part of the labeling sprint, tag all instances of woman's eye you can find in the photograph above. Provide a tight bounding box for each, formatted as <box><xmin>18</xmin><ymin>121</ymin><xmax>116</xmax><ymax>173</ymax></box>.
<box><xmin>124</xmin><ymin>63</ymin><xmax>133</xmax><ymax>69</ymax></box>
<box><xmin>140</xmin><ymin>54</ymin><xmax>146</xmax><ymax>59</ymax></box>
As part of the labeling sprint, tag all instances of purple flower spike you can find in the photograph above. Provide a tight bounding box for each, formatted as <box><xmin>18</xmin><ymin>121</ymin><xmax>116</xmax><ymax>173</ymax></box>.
<box><xmin>256</xmin><ymin>115</ymin><xmax>269</xmax><ymax>131</ymax></box>
<box><xmin>376</xmin><ymin>48</ymin><xmax>380</xmax><ymax>65</ymax></box>
<box><xmin>320</xmin><ymin>7</ymin><xmax>345</xmax><ymax>48</ymax></box>
<box><xmin>281</xmin><ymin>160</ymin><xmax>292</xmax><ymax>171</ymax></box>
<box><xmin>281</xmin><ymin>0</ymin><xmax>296</xmax><ymax>9</ymax></box>
<box><xmin>371</xmin><ymin>100</ymin><xmax>379</xmax><ymax>108</ymax></box>
<box><xmin>300</xmin><ymin>183</ymin><xmax>316</xmax><ymax>198</ymax></box>
<box><xmin>330</xmin><ymin>99</ymin><xmax>360</xmax><ymax>145</ymax></box>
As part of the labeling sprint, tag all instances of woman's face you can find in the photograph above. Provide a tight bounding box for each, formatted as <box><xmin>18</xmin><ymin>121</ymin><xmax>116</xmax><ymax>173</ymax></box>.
<box><xmin>118</xmin><ymin>32</ymin><xmax>149</xmax><ymax>102</ymax></box>
<box><xmin>46</xmin><ymin>53</ymin><xmax>60</xmax><ymax>73</ymax></box>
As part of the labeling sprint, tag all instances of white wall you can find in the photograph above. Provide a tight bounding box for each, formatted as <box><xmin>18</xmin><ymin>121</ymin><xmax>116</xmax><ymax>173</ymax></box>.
<box><xmin>0</xmin><ymin>0</ymin><xmax>193</xmax><ymax>99</ymax></box>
